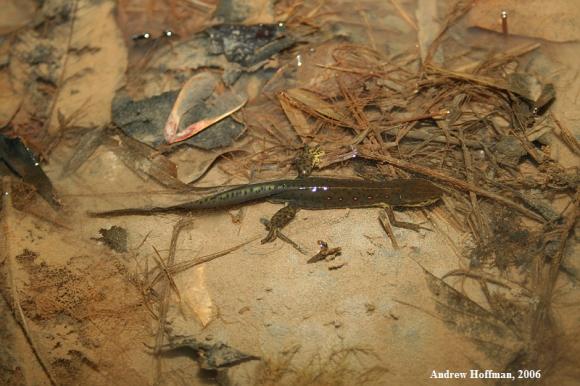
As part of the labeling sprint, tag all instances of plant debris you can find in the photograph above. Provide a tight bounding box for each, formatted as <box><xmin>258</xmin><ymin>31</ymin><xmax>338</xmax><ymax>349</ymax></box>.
<box><xmin>308</xmin><ymin>240</ymin><xmax>342</xmax><ymax>264</ymax></box>
<box><xmin>157</xmin><ymin>337</ymin><xmax>259</xmax><ymax>370</ymax></box>
<box><xmin>163</xmin><ymin>72</ymin><xmax>247</xmax><ymax>144</ymax></box>
<box><xmin>112</xmin><ymin>86</ymin><xmax>246</xmax><ymax>149</ymax></box>
<box><xmin>1</xmin><ymin>1</ymin><xmax>579</xmax><ymax>385</ymax></box>
<box><xmin>0</xmin><ymin>134</ymin><xmax>60</xmax><ymax>208</ymax></box>
<box><xmin>205</xmin><ymin>23</ymin><xmax>293</xmax><ymax>66</ymax></box>
<box><xmin>93</xmin><ymin>225</ymin><xmax>128</xmax><ymax>253</ymax></box>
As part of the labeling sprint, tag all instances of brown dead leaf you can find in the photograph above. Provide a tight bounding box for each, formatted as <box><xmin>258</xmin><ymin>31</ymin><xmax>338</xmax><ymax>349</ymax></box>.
<box><xmin>0</xmin><ymin>0</ymin><xmax>37</xmax><ymax>35</ymax></box>
<box><xmin>0</xmin><ymin>70</ymin><xmax>23</xmax><ymax>127</ymax></box>
<box><xmin>116</xmin><ymin>0</ymin><xmax>216</xmax><ymax>41</ymax></box>
<box><xmin>295</xmin><ymin>42</ymin><xmax>352</xmax><ymax>97</ymax></box>
<box><xmin>109</xmin><ymin>128</ymin><xmax>189</xmax><ymax>190</ymax></box>
<box><xmin>283</xmin><ymin>88</ymin><xmax>350</xmax><ymax>124</ymax></box>
<box><xmin>60</xmin><ymin>127</ymin><xmax>105</xmax><ymax>177</ymax></box>
<box><xmin>214</xmin><ymin>0</ymin><xmax>274</xmax><ymax>24</ymax></box>
<box><xmin>278</xmin><ymin>93</ymin><xmax>312</xmax><ymax>138</ymax></box>
<box><xmin>171</xmin><ymin>144</ymin><xmax>250</xmax><ymax>185</ymax></box>
<box><xmin>420</xmin><ymin>265</ymin><xmax>522</xmax><ymax>352</ymax></box>
<box><xmin>180</xmin><ymin>265</ymin><xmax>217</xmax><ymax>327</ymax></box>
<box><xmin>416</xmin><ymin>0</ymin><xmax>440</xmax><ymax>64</ymax></box>
<box><xmin>242</xmin><ymin>93</ymin><xmax>300</xmax><ymax>146</ymax></box>
<box><xmin>48</xmin><ymin>1</ymin><xmax>127</xmax><ymax>134</ymax></box>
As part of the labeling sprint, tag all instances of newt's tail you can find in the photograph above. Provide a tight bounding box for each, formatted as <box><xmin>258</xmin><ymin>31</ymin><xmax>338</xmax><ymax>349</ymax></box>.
<box><xmin>87</xmin><ymin>204</ymin><xmax>192</xmax><ymax>217</ymax></box>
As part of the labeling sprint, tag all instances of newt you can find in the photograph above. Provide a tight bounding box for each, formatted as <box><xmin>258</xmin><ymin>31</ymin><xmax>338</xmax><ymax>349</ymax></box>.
<box><xmin>89</xmin><ymin>176</ymin><xmax>443</xmax><ymax>244</ymax></box>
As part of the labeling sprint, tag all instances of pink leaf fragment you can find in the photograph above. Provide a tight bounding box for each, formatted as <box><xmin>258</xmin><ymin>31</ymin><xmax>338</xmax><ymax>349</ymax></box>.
<box><xmin>164</xmin><ymin>73</ymin><xmax>247</xmax><ymax>144</ymax></box>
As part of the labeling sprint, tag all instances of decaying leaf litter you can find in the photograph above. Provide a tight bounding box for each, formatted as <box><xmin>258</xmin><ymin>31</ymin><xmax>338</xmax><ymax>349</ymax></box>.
<box><xmin>1</xmin><ymin>0</ymin><xmax>579</xmax><ymax>385</ymax></box>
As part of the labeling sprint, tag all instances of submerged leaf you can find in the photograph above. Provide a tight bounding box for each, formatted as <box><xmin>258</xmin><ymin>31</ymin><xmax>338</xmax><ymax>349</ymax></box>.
<box><xmin>278</xmin><ymin>94</ymin><xmax>312</xmax><ymax>137</ymax></box>
<box><xmin>283</xmin><ymin>88</ymin><xmax>350</xmax><ymax>124</ymax></box>
<box><xmin>61</xmin><ymin>126</ymin><xmax>105</xmax><ymax>177</ymax></box>
<box><xmin>158</xmin><ymin>338</ymin><xmax>259</xmax><ymax>370</ymax></box>
<box><xmin>108</xmin><ymin>128</ymin><xmax>189</xmax><ymax>190</ymax></box>
<box><xmin>164</xmin><ymin>73</ymin><xmax>247</xmax><ymax>144</ymax></box>
<box><xmin>420</xmin><ymin>265</ymin><xmax>522</xmax><ymax>351</ymax></box>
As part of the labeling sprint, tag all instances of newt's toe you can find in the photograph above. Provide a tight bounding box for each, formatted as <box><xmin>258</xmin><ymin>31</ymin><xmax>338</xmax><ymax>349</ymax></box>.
<box><xmin>261</xmin><ymin>228</ymin><xmax>278</xmax><ymax>244</ymax></box>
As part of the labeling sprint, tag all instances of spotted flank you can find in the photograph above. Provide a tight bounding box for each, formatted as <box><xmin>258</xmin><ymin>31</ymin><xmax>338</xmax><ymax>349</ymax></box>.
<box><xmin>266</xmin><ymin>177</ymin><xmax>442</xmax><ymax>209</ymax></box>
<box><xmin>188</xmin><ymin>182</ymin><xmax>287</xmax><ymax>209</ymax></box>
<box><xmin>89</xmin><ymin>177</ymin><xmax>442</xmax><ymax>217</ymax></box>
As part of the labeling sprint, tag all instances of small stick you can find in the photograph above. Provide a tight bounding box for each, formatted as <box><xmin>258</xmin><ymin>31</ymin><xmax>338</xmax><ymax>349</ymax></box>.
<box><xmin>378</xmin><ymin>210</ymin><xmax>399</xmax><ymax>249</ymax></box>
<box><xmin>551</xmin><ymin>113</ymin><xmax>580</xmax><ymax>155</ymax></box>
<box><xmin>501</xmin><ymin>10</ymin><xmax>508</xmax><ymax>36</ymax></box>
<box><xmin>442</xmin><ymin>269</ymin><xmax>531</xmax><ymax>295</ymax></box>
<box><xmin>153</xmin><ymin>218</ymin><xmax>194</xmax><ymax>383</ymax></box>
<box><xmin>307</xmin><ymin>240</ymin><xmax>342</xmax><ymax>264</ymax></box>
<box><xmin>150</xmin><ymin>236</ymin><xmax>261</xmax><ymax>286</ymax></box>
<box><xmin>151</xmin><ymin>246</ymin><xmax>182</xmax><ymax>303</ymax></box>
<box><xmin>389</xmin><ymin>0</ymin><xmax>418</xmax><ymax>31</ymax></box>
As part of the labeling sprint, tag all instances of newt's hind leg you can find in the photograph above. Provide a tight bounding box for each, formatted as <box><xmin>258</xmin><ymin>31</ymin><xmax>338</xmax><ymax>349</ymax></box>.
<box><xmin>380</xmin><ymin>205</ymin><xmax>429</xmax><ymax>232</ymax></box>
<box><xmin>379</xmin><ymin>205</ymin><xmax>431</xmax><ymax>248</ymax></box>
<box><xmin>261</xmin><ymin>205</ymin><xmax>299</xmax><ymax>244</ymax></box>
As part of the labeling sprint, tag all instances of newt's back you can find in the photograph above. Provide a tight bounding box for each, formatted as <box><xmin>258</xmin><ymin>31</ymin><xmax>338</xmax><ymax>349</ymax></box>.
<box><xmin>268</xmin><ymin>177</ymin><xmax>442</xmax><ymax>209</ymax></box>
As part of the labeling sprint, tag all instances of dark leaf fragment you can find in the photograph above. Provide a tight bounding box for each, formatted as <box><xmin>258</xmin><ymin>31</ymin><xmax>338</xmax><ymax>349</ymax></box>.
<box><xmin>157</xmin><ymin>337</ymin><xmax>259</xmax><ymax>370</ymax></box>
<box><xmin>0</xmin><ymin>134</ymin><xmax>60</xmax><ymax>208</ymax></box>
<box><xmin>61</xmin><ymin>126</ymin><xmax>105</xmax><ymax>177</ymax></box>
<box><xmin>420</xmin><ymin>265</ymin><xmax>522</xmax><ymax>351</ymax></box>
<box><xmin>94</xmin><ymin>225</ymin><xmax>128</xmax><ymax>253</ymax></box>
<box><xmin>112</xmin><ymin>90</ymin><xmax>245</xmax><ymax>150</ymax></box>
<box><xmin>205</xmin><ymin>23</ymin><xmax>293</xmax><ymax>66</ymax></box>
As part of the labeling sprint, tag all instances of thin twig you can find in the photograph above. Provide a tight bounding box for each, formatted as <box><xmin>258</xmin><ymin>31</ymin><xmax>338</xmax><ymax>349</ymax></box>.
<box><xmin>389</xmin><ymin>0</ymin><xmax>417</xmax><ymax>31</ymax></box>
<box><xmin>551</xmin><ymin>113</ymin><xmax>580</xmax><ymax>155</ymax></box>
<box><xmin>424</xmin><ymin>0</ymin><xmax>475</xmax><ymax>65</ymax></box>
<box><xmin>153</xmin><ymin>217</ymin><xmax>194</xmax><ymax>384</ymax></box>
<box><xmin>150</xmin><ymin>235</ymin><xmax>261</xmax><ymax>287</ymax></box>
<box><xmin>151</xmin><ymin>246</ymin><xmax>182</xmax><ymax>302</ymax></box>
<box><xmin>441</xmin><ymin>269</ymin><xmax>532</xmax><ymax>295</ymax></box>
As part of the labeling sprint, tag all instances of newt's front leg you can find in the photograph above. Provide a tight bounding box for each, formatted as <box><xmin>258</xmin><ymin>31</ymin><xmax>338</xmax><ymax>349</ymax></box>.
<box><xmin>294</xmin><ymin>145</ymin><xmax>324</xmax><ymax>178</ymax></box>
<box><xmin>261</xmin><ymin>205</ymin><xmax>299</xmax><ymax>244</ymax></box>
